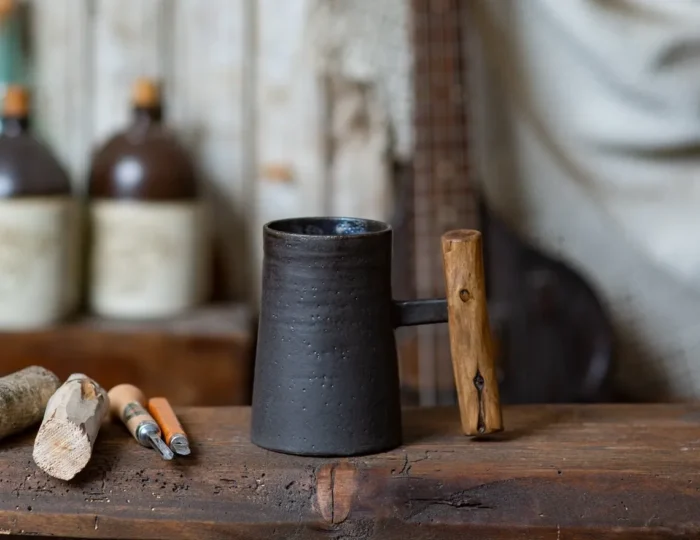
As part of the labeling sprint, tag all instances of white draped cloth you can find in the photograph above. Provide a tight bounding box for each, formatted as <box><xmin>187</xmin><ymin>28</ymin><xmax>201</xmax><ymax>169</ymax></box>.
<box><xmin>471</xmin><ymin>0</ymin><xmax>700</xmax><ymax>400</ymax></box>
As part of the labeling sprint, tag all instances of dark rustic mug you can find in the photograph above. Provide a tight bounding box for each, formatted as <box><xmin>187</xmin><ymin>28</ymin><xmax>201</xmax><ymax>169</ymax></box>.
<box><xmin>251</xmin><ymin>216</ymin><xmax>500</xmax><ymax>457</ymax></box>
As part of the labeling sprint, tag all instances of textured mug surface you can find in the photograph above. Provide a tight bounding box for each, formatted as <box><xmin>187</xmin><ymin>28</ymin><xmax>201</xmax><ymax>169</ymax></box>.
<box><xmin>251</xmin><ymin>217</ymin><xmax>403</xmax><ymax>456</ymax></box>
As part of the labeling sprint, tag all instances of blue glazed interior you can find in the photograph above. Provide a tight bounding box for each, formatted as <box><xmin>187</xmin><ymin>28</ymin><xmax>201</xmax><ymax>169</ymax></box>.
<box><xmin>268</xmin><ymin>217</ymin><xmax>389</xmax><ymax>237</ymax></box>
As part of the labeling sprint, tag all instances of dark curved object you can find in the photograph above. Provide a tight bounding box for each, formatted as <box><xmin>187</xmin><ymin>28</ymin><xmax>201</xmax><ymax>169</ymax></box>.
<box><xmin>482</xmin><ymin>206</ymin><xmax>615</xmax><ymax>404</ymax></box>
<box><xmin>251</xmin><ymin>217</ymin><xmax>448</xmax><ymax>457</ymax></box>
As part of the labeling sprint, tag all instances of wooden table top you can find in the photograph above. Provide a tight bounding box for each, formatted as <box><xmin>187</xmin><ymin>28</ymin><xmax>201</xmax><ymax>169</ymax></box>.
<box><xmin>0</xmin><ymin>405</ymin><xmax>699</xmax><ymax>539</ymax></box>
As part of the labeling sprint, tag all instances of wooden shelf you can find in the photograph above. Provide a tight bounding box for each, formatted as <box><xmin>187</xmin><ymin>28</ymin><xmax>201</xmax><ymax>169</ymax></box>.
<box><xmin>0</xmin><ymin>404</ymin><xmax>697</xmax><ymax>539</ymax></box>
<box><xmin>0</xmin><ymin>304</ymin><xmax>254</xmax><ymax>406</ymax></box>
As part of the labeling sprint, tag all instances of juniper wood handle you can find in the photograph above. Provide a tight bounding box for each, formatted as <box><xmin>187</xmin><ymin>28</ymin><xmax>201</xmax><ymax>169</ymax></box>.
<box><xmin>441</xmin><ymin>229</ymin><xmax>503</xmax><ymax>435</ymax></box>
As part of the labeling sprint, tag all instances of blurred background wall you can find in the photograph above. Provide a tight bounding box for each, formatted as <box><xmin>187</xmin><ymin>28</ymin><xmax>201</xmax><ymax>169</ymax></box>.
<box><xmin>0</xmin><ymin>0</ymin><xmax>425</xmax><ymax>406</ymax></box>
<box><xmin>8</xmin><ymin>0</ymin><xmax>679</xmax><ymax>407</ymax></box>
<box><xmin>21</xmin><ymin>0</ymin><xmax>412</xmax><ymax>303</ymax></box>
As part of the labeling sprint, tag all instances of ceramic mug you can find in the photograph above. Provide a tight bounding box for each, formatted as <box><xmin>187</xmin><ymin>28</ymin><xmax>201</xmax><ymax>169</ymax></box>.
<box><xmin>250</xmin><ymin>216</ymin><xmax>455</xmax><ymax>457</ymax></box>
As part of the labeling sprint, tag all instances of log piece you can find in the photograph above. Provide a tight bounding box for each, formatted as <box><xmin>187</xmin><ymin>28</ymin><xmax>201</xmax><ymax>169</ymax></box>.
<box><xmin>442</xmin><ymin>230</ymin><xmax>503</xmax><ymax>435</ymax></box>
<box><xmin>32</xmin><ymin>374</ymin><xmax>109</xmax><ymax>481</ymax></box>
<box><xmin>0</xmin><ymin>366</ymin><xmax>59</xmax><ymax>440</ymax></box>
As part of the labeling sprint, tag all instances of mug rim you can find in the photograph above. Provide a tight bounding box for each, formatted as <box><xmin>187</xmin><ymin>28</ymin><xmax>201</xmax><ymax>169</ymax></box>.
<box><xmin>264</xmin><ymin>216</ymin><xmax>392</xmax><ymax>239</ymax></box>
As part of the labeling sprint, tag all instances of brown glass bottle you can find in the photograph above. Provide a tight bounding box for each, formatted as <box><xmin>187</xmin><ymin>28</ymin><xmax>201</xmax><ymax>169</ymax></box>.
<box><xmin>88</xmin><ymin>79</ymin><xmax>209</xmax><ymax>319</ymax></box>
<box><xmin>0</xmin><ymin>85</ymin><xmax>79</xmax><ymax>327</ymax></box>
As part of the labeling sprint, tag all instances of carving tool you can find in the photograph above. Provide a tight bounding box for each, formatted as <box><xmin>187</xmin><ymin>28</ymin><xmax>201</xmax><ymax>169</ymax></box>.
<box><xmin>108</xmin><ymin>384</ymin><xmax>173</xmax><ymax>460</ymax></box>
<box><xmin>147</xmin><ymin>397</ymin><xmax>190</xmax><ymax>456</ymax></box>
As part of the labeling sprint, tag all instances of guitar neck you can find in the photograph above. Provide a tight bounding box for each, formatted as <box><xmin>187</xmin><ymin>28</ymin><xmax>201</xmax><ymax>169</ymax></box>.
<box><xmin>407</xmin><ymin>0</ymin><xmax>478</xmax><ymax>405</ymax></box>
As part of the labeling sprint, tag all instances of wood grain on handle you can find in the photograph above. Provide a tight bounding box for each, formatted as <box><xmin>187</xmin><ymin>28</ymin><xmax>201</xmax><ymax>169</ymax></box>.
<box><xmin>441</xmin><ymin>230</ymin><xmax>503</xmax><ymax>435</ymax></box>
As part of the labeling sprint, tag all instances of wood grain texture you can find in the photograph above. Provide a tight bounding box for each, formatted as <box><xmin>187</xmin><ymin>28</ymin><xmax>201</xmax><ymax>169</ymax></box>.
<box><xmin>253</xmin><ymin>0</ymin><xmax>408</xmax><ymax>302</ymax></box>
<box><xmin>442</xmin><ymin>230</ymin><xmax>502</xmax><ymax>435</ymax></box>
<box><xmin>0</xmin><ymin>405</ymin><xmax>699</xmax><ymax>539</ymax></box>
<box><xmin>30</xmin><ymin>0</ymin><xmax>253</xmax><ymax>299</ymax></box>
<box><xmin>29</xmin><ymin>0</ymin><xmax>409</xmax><ymax>304</ymax></box>
<box><xmin>92</xmin><ymin>0</ymin><xmax>169</xmax><ymax>145</ymax></box>
<box><xmin>0</xmin><ymin>305</ymin><xmax>253</xmax><ymax>406</ymax></box>
<box><xmin>310</xmin><ymin>0</ymin><xmax>413</xmax><ymax>161</ymax></box>
<box><xmin>254</xmin><ymin>0</ymin><xmax>326</xmax><ymax>302</ymax></box>
<box><xmin>170</xmin><ymin>0</ymin><xmax>251</xmax><ymax>301</ymax></box>
<box><xmin>33</xmin><ymin>374</ymin><xmax>109</xmax><ymax>481</ymax></box>
<box><xmin>31</xmin><ymin>0</ymin><xmax>93</xmax><ymax>188</ymax></box>
<box><xmin>326</xmin><ymin>76</ymin><xmax>393</xmax><ymax>222</ymax></box>
<box><xmin>312</xmin><ymin>0</ymin><xmax>407</xmax><ymax>223</ymax></box>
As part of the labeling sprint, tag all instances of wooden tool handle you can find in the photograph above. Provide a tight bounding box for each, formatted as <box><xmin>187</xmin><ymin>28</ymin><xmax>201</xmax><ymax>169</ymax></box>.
<box><xmin>108</xmin><ymin>384</ymin><xmax>153</xmax><ymax>440</ymax></box>
<box><xmin>442</xmin><ymin>230</ymin><xmax>503</xmax><ymax>435</ymax></box>
<box><xmin>147</xmin><ymin>397</ymin><xmax>184</xmax><ymax>445</ymax></box>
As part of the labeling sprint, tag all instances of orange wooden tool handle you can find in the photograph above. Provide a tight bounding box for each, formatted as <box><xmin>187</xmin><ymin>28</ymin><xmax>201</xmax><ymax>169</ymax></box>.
<box><xmin>441</xmin><ymin>229</ymin><xmax>503</xmax><ymax>436</ymax></box>
<box><xmin>147</xmin><ymin>397</ymin><xmax>185</xmax><ymax>445</ymax></box>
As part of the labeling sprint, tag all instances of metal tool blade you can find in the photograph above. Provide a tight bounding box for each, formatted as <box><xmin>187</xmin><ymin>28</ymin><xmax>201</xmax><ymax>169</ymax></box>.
<box><xmin>170</xmin><ymin>435</ymin><xmax>191</xmax><ymax>456</ymax></box>
<box><xmin>148</xmin><ymin>433</ymin><xmax>174</xmax><ymax>460</ymax></box>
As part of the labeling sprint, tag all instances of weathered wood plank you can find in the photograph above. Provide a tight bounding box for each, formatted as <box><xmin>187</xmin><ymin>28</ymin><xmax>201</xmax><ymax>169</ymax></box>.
<box><xmin>253</xmin><ymin>0</ymin><xmax>411</xmax><ymax>301</ymax></box>
<box><xmin>311</xmin><ymin>0</ymin><xmax>412</xmax><ymax>221</ymax></box>
<box><xmin>29</xmin><ymin>0</ymin><xmax>412</xmax><ymax>304</ymax></box>
<box><xmin>170</xmin><ymin>0</ymin><xmax>250</xmax><ymax>301</ymax></box>
<box><xmin>254</xmin><ymin>0</ymin><xmax>327</xmax><ymax>301</ymax></box>
<box><xmin>0</xmin><ymin>405</ymin><xmax>699</xmax><ymax>539</ymax></box>
<box><xmin>92</xmin><ymin>0</ymin><xmax>169</xmax><ymax>145</ymax></box>
<box><xmin>31</xmin><ymin>0</ymin><xmax>93</xmax><ymax>188</ymax></box>
<box><xmin>326</xmin><ymin>76</ymin><xmax>393</xmax><ymax>221</ymax></box>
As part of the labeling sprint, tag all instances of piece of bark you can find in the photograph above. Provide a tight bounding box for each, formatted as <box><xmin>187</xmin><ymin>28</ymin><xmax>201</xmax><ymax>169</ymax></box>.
<box><xmin>0</xmin><ymin>366</ymin><xmax>60</xmax><ymax>440</ymax></box>
<box><xmin>442</xmin><ymin>230</ymin><xmax>503</xmax><ymax>435</ymax></box>
<box><xmin>33</xmin><ymin>373</ymin><xmax>110</xmax><ymax>481</ymax></box>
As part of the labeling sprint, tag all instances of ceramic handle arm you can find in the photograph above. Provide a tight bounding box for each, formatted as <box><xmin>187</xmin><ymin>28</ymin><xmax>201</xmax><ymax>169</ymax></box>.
<box><xmin>392</xmin><ymin>298</ymin><xmax>448</xmax><ymax>327</ymax></box>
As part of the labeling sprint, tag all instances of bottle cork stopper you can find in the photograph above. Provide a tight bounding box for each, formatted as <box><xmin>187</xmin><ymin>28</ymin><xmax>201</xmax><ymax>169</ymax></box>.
<box><xmin>0</xmin><ymin>0</ymin><xmax>15</xmax><ymax>21</ymax></box>
<box><xmin>132</xmin><ymin>78</ymin><xmax>161</xmax><ymax>108</ymax></box>
<box><xmin>3</xmin><ymin>85</ymin><xmax>29</xmax><ymax>117</ymax></box>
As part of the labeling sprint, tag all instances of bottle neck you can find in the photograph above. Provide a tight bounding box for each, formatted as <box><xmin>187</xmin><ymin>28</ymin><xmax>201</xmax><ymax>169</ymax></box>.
<box><xmin>1</xmin><ymin>115</ymin><xmax>29</xmax><ymax>136</ymax></box>
<box><xmin>132</xmin><ymin>105</ymin><xmax>163</xmax><ymax>127</ymax></box>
